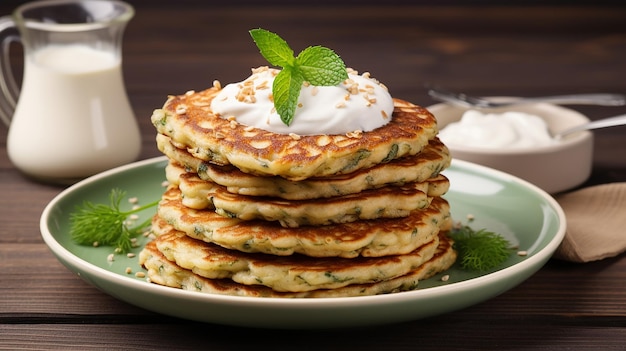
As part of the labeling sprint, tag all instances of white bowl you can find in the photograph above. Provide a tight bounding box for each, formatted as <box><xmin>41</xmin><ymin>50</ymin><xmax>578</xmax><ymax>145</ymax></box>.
<box><xmin>428</xmin><ymin>100</ymin><xmax>593</xmax><ymax>194</ymax></box>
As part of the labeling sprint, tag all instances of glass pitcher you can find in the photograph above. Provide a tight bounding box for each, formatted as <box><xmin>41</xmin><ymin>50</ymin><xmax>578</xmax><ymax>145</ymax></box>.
<box><xmin>0</xmin><ymin>0</ymin><xmax>140</xmax><ymax>184</ymax></box>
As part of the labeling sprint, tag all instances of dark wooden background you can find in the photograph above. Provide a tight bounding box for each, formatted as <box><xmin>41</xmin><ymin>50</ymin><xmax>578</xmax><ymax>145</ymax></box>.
<box><xmin>1</xmin><ymin>1</ymin><xmax>626</xmax><ymax>350</ymax></box>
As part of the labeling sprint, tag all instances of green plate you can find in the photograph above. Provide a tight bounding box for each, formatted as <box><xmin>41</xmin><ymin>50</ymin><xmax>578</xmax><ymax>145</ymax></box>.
<box><xmin>40</xmin><ymin>157</ymin><xmax>566</xmax><ymax>329</ymax></box>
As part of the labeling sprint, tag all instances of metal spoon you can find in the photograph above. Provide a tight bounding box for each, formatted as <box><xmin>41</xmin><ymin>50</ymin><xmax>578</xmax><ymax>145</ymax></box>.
<box><xmin>428</xmin><ymin>87</ymin><xmax>626</xmax><ymax>108</ymax></box>
<box><xmin>553</xmin><ymin>113</ymin><xmax>626</xmax><ymax>139</ymax></box>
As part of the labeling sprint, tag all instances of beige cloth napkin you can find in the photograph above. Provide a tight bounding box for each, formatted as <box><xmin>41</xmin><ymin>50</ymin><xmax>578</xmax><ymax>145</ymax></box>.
<box><xmin>553</xmin><ymin>182</ymin><xmax>626</xmax><ymax>263</ymax></box>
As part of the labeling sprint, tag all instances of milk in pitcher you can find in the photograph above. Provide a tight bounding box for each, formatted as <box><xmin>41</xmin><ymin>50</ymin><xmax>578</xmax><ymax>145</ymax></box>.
<box><xmin>7</xmin><ymin>44</ymin><xmax>140</xmax><ymax>181</ymax></box>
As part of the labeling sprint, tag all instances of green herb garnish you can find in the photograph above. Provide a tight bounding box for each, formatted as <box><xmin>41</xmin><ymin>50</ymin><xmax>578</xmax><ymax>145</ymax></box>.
<box><xmin>449</xmin><ymin>225</ymin><xmax>514</xmax><ymax>271</ymax></box>
<box><xmin>249</xmin><ymin>28</ymin><xmax>348</xmax><ymax>125</ymax></box>
<box><xmin>70</xmin><ymin>189</ymin><xmax>159</xmax><ymax>253</ymax></box>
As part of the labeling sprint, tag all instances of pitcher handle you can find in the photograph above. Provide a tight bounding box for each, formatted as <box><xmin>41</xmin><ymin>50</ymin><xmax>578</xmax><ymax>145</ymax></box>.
<box><xmin>0</xmin><ymin>16</ymin><xmax>21</xmax><ymax>127</ymax></box>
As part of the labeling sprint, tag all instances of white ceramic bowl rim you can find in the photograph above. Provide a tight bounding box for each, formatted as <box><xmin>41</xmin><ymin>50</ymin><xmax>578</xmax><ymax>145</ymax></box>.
<box><xmin>427</xmin><ymin>100</ymin><xmax>593</xmax><ymax>155</ymax></box>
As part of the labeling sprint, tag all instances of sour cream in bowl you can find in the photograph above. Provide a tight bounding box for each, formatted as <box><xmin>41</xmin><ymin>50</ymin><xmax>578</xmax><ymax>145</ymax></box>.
<box><xmin>428</xmin><ymin>99</ymin><xmax>593</xmax><ymax>194</ymax></box>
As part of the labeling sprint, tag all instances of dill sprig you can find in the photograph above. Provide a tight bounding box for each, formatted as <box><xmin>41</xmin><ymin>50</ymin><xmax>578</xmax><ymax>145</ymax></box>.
<box><xmin>70</xmin><ymin>189</ymin><xmax>159</xmax><ymax>253</ymax></box>
<box><xmin>449</xmin><ymin>225</ymin><xmax>514</xmax><ymax>271</ymax></box>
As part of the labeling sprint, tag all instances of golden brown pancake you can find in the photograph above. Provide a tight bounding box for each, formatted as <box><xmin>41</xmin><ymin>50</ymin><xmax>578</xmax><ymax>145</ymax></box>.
<box><xmin>151</xmin><ymin>87</ymin><xmax>439</xmax><ymax>180</ymax></box>
<box><xmin>156</xmin><ymin>133</ymin><xmax>451</xmax><ymax>200</ymax></box>
<box><xmin>139</xmin><ymin>233</ymin><xmax>457</xmax><ymax>298</ymax></box>
<box><xmin>165</xmin><ymin>162</ymin><xmax>449</xmax><ymax>227</ymax></box>
<box><xmin>151</xmin><ymin>229</ymin><xmax>441</xmax><ymax>292</ymax></box>
<box><xmin>154</xmin><ymin>186</ymin><xmax>452</xmax><ymax>258</ymax></box>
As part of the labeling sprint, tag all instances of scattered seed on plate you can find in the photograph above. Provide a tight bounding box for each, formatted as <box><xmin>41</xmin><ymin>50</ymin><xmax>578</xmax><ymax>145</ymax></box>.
<box><xmin>125</xmin><ymin>267</ymin><xmax>132</xmax><ymax>274</ymax></box>
<box><xmin>127</xmin><ymin>253</ymin><xmax>136</xmax><ymax>258</ymax></box>
<box><xmin>128</xmin><ymin>197</ymin><xmax>139</xmax><ymax>204</ymax></box>
<box><xmin>517</xmin><ymin>250</ymin><xmax>528</xmax><ymax>256</ymax></box>
<box><xmin>107</xmin><ymin>254</ymin><xmax>114</xmax><ymax>262</ymax></box>
<box><xmin>441</xmin><ymin>274</ymin><xmax>450</xmax><ymax>282</ymax></box>
<box><xmin>135</xmin><ymin>272</ymin><xmax>146</xmax><ymax>278</ymax></box>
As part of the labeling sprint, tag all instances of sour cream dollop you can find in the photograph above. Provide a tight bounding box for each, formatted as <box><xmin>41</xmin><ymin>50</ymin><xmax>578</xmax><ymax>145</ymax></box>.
<box><xmin>210</xmin><ymin>66</ymin><xmax>394</xmax><ymax>135</ymax></box>
<box><xmin>438</xmin><ymin>110</ymin><xmax>557</xmax><ymax>149</ymax></box>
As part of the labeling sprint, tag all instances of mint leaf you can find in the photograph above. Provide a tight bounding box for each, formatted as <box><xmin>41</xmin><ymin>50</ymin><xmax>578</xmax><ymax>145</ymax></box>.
<box><xmin>249</xmin><ymin>28</ymin><xmax>348</xmax><ymax>125</ymax></box>
<box><xmin>273</xmin><ymin>67</ymin><xmax>304</xmax><ymax>126</ymax></box>
<box><xmin>296</xmin><ymin>46</ymin><xmax>348</xmax><ymax>86</ymax></box>
<box><xmin>250</xmin><ymin>29</ymin><xmax>295</xmax><ymax>67</ymax></box>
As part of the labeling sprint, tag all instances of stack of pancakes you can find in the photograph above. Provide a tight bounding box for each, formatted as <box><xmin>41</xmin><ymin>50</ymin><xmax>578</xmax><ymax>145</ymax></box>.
<box><xmin>139</xmin><ymin>85</ymin><xmax>457</xmax><ymax>298</ymax></box>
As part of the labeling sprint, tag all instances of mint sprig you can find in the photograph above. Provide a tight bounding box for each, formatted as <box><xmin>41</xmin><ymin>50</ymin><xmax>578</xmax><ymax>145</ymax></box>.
<box><xmin>250</xmin><ymin>28</ymin><xmax>348</xmax><ymax>125</ymax></box>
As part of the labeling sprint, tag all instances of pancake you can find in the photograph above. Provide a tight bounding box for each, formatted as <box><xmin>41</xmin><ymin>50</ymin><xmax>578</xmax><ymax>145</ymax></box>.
<box><xmin>151</xmin><ymin>229</ymin><xmax>441</xmax><ymax>292</ymax></box>
<box><xmin>151</xmin><ymin>87</ymin><xmax>439</xmax><ymax>181</ymax></box>
<box><xmin>166</xmin><ymin>162</ymin><xmax>449</xmax><ymax>227</ymax></box>
<box><xmin>156</xmin><ymin>133</ymin><xmax>451</xmax><ymax>200</ymax></box>
<box><xmin>139</xmin><ymin>233</ymin><xmax>457</xmax><ymax>298</ymax></box>
<box><xmin>154</xmin><ymin>186</ymin><xmax>452</xmax><ymax>258</ymax></box>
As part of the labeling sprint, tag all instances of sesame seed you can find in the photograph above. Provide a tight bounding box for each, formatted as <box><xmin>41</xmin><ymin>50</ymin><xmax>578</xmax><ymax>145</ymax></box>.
<box><xmin>467</xmin><ymin>214</ymin><xmax>475</xmax><ymax>221</ymax></box>
<box><xmin>229</xmin><ymin>120</ymin><xmax>238</xmax><ymax>129</ymax></box>
<box><xmin>125</xmin><ymin>267</ymin><xmax>132</xmax><ymax>274</ymax></box>
<box><xmin>175</xmin><ymin>104</ymin><xmax>187</xmax><ymax>115</ymax></box>
<box><xmin>289</xmin><ymin>133</ymin><xmax>301</xmax><ymax>140</ymax></box>
<box><xmin>128</xmin><ymin>197</ymin><xmax>138</xmax><ymax>204</ymax></box>
<box><xmin>335</xmin><ymin>102</ymin><xmax>346</xmax><ymax>108</ymax></box>
<box><xmin>107</xmin><ymin>254</ymin><xmax>114</xmax><ymax>262</ymax></box>
<box><xmin>244</xmin><ymin>125</ymin><xmax>255</xmax><ymax>132</ymax></box>
<box><xmin>161</xmin><ymin>180</ymin><xmax>170</xmax><ymax>187</ymax></box>
<box><xmin>185</xmin><ymin>90</ymin><xmax>195</xmax><ymax>96</ymax></box>
<box><xmin>213</xmin><ymin>80</ymin><xmax>222</xmax><ymax>89</ymax></box>
<box><xmin>441</xmin><ymin>275</ymin><xmax>450</xmax><ymax>282</ymax></box>
<box><xmin>517</xmin><ymin>251</ymin><xmax>528</xmax><ymax>256</ymax></box>
<box><xmin>346</xmin><ymin>130</ymin><xmax>363</xmax><ymax>138</ymax></box>
<box><xmin>127</xmin><ymin>253</ymin><xmax>136</xmax><ymax>258</ymax></box>
<box><xmin>381</xmin><ymin>110</ymin><xmax>388</xmax><ymax>119</ymax></box>
<box><xmin>129</xmin><ymin>214</ymin><xmax>139</xmax><ymax>221</ymax></box>
<box><xmin>135</xmin><ymin>272</ymin><xmax>146</xmax><ymax>278</ymax></box>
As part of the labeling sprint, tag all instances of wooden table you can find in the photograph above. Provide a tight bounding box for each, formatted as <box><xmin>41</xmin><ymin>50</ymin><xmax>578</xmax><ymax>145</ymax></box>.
<box><xmin>2</xmin><ymin>2</ymin><xmax>625</xmax><ymax>349</ymax></box>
